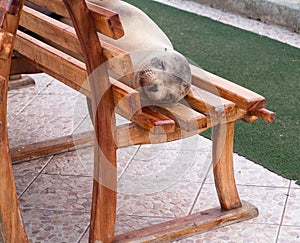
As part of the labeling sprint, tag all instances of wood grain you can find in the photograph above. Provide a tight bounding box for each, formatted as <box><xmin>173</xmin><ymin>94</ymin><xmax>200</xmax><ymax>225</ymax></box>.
<box><xmin>27</xmin><ymin>0</ymin><xmax>124</xmax><ymax>39</ymax></box>
<box><xmin>62</xmin><ymin>0</ymin><xmax>117</xmax><ymax>242</ymax></box>
<box><xmin>10</xmin><ymin>131</ymin><xmax>93</xmax><ymax>163</ymax></box>
<box><xmin>249</xmin><ymin>108</ymin><xmax>276</xmax><ymax>124</ymax></box>
<box><xmin>184</xmin><ymin>85</ymin><xmax>236</xmax><ymax>119</ymax></box>
<box><xmin>0</xmin><ymin>29</ymin><xmax>13</xmax><ymax>60</ymax></box>
<box><xmin>213</xmin><ymin>122</ymin><xmax>242</xmax><ymax>210</ymax></box>
<box><xmin>152</xmin><ymin>103</ymin><xmax>207</xmax><ymax>132</ymax></box>
<box><xmin>191</xmin><ymin>65</ymin><xmax>266</xmax><ymax>111</ymax></box>
<box><xmin>116</xmin><ymin>108</ymin><xmax>247</xmax><ymax>148</ymax></box>
<box><xmin>0</xmin><ymin>75</ymin><xmax>4</xmax><ymax>103</ymax></box>
<box><xmin>115</xmin><ymin>200</ymin><xmax>258</xmax><ymax>242</ymax></box>
<box><xmin>0</xmin><ymin>0</ymin><xmax>28</xmax><ymax>242</ymax></box>
<box><xmin>10</xmin><ymin>52</ymin><xmax>41</xmax><ymax>75</ymax></box>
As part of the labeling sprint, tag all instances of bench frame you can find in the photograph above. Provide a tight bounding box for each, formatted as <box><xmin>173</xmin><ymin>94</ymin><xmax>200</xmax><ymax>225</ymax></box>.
<box><xmin>0</xmin><ymin>0</ymin><xmax>275</xmax><ymax>242</ymax></box>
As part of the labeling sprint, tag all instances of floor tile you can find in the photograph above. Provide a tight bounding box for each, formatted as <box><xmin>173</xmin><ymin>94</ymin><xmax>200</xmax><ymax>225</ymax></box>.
<box><xmin>18</xmin><ymin>94</ymin><xmax>82</xmax><ymax>120</ymax></box>
<box><xmin>290</xmin><ymin>181</ymin><xmax>300</xmax><ymax>189</ymax></box>
<box><xmin>78</xmin><ymin>229</ymin><xmax>89</xmax><ymax>243</ymax></box>
<box><xmin>192</xmin><ymin>183</ymin><xmax>288</xmax><ymax>225</ymax></box>
<box><xmin>7</xmin><ymin>93</ymin><xmax>38</xmax><ymax>122</ymax></box>
<box><xmin>175</xmin><ymin>222</ymin><xmax>278</xmax><ymax>243</ymax></box>
<box><xmin>277</xmin><ymin>226</ymin><xmax>300</xmax><ymax>243</ymax></box>
<box><xmin>43</xmin><ymin>147</ymin><xmax>94</xmax><ymax>177</ymax></box>
<box><xmin>205</xmin><ymin>154</ymin><xmax>290</xmax><ymax>188</ymax></box>
<box><xmin>237</xmin><ymin>185</ymin><xmax>287</xmax><ymax>225</ymax></box>
<box><xmin>40</xmin><ymin>79</ymin><xmax>80</xmax><ymax>96</ymax></box>
<box><xmin>117</xmin><ymin>181</ymin><xmax>201</xmax><ymax>218</ymax></box>
<box><xmin>233</xmin><ymin>157</ymin><xmax>291</xmax><ymax>187</ymax></box>
<box><xmin>43</xmin><ymin>145</ymin><xmax>137</xmax><ymax>178</ymax></box>
<box><xmin>19</xmin><ymin>174</ymin><xmax>92</xmax><ymax>212</ymax></box>
<box><xmin>13</xmin><ymin>156</ymin><xmax>52</xmax><ymax>174</ymax></box>
<box><xmin>119</xmin><ymin>148</ymin><xmax>204</xmax><ymax>194</ymax></box>
<box><xmin>12</xmin><ymin>157</ymin><xmax>52</xmax><ymax>197</ymax></box>
<box><xmin>282</xmin><ymin>188</ymin><xmax>300</xmax><ymax>226</ymax></box>
<box><xmin>8</xmin><ymin>115</ymin><xmax>74</xmax><ymax>148</ymax></box>
<box><xmin>14</xmin><ymin>172</ymin><xmax>39</xmax><ymax>197</ymax></box>
<box><xmin>123</xmin><ymin>149</ymin><xmax>199</xmax><ymax>178</ymax></box>
<box><xmin>7</xmin><ymin>93</ymin><xmax>83</xmax><ymax>148</ymax></box>
<box><xmin>73</xmin><ymin>116</ymin><xmax>93</xmax><ymax>134</ymax></box>
<box><xmin>178</xmin><ymin>151</ymin><xmax>212</xmax><ymax>183</ymax></box>
<box><xmin>22</xmin><ymin>208</ymin><xmax>89</xmax><ymax>243</ymax></box>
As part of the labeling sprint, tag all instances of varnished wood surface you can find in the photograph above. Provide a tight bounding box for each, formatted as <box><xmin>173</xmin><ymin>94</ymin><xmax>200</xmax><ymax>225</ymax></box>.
<box><xmin>0</xmin><ymin>29</ymin><xmax>13</xmax><ymax>60</ymax></box>
<box><xmin>115</xmin><ymin>200</ymin><xmax>258</xmax><ymax>242</ymax></box>
<box><xmin>62</xmin><ymin>0</ymin><xmax>118</xmax><ymax>241</ymax></box>
<box><xmin>249</xmin><ymin>108</ymin><xmax>276</xmax><ymax>124</ymax></box>
<box><xmin>19</xmin><ymin>4</ymin><xmax>132</xmax><ymax>76</ymax></box>
<box><xmin>213</xmin><ymin>122</ymin><xmax>242</xmax><ymax>210</ymax></box>
<box><xmin>191</xmin><ymin>65</ymin><xmax>267</xmax><ymax>111</ymax></box>
<box><xmin>151</xmin><ymin>103</ymin><xmax>207</xmax><ymax>132</ymax></box>
<box><xmin>115</xmin><ymin>108</ymin><xmax>247</xmax><ymax>148</ymax></box>
<box><xmin>0</xmin><ymin>0</ymin><xmax>28</xmax><ymax>242</ymax></box>
<box><xmin>10</xmin><ymin>131</ymin><xmax>94</xmax><ymax>163</ymax></box>
<box><xmin>26</xmin><ymin>0</ymin><xmax>124</xmax><ymax>39</ymax></box>
<box><xmin>184</xmin><ymin>85</ymin><xmax>236</xmax><ymax>119</ymax></box>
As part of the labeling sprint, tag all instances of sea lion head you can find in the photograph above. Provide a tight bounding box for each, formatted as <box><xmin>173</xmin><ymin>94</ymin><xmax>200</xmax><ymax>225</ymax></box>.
<box><xmin>135</xmin><ymin>50</ymin><xmax>191</xmax><ymax>104</ymax></box>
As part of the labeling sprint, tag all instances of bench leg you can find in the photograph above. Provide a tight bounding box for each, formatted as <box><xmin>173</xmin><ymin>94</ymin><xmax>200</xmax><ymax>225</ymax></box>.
<box><xmin>89</xmin><ymin>136</ymin><xmax>117</xmax><ymax>243</ymax></box>
<box><xmin>212</xmin><ymin>121</ymin><xmax>242</xmax><ymax>210</ymax></box>
<box><xmin>0</xmin><ymin>77</ymin><xmax>28</xmax><ymax>242</ymax></box>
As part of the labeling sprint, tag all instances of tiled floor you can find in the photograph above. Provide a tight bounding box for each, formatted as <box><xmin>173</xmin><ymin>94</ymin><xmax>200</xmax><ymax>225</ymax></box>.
<box><xmin>5</xmin><ymin>1</ymin><xmax>300</xmax><ymax>242</ymax></box>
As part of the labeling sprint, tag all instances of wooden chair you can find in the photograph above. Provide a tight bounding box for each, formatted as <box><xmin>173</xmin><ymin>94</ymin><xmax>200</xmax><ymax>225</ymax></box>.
<box><xmin>0</xmin><ymin>0</ymin><xmax>276</xmax><ymax>242</ymax></box>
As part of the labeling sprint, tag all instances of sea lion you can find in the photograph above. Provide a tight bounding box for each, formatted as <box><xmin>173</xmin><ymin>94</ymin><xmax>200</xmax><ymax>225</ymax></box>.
<box><xmin>88</xmin><ymin>0</ymin><xmax>191</xmax><ymax>104</ymax></box>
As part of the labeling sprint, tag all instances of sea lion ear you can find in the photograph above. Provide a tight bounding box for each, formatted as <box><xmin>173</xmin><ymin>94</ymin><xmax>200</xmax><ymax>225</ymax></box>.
<box><xmin>150</xmin><ymin>57</ymin><xmax>166</xmax><ymax>70</ymax></box>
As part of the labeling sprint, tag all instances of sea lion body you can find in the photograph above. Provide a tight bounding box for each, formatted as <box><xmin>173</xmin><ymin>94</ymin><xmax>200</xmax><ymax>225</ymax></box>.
<box><xmin>88</xmin><ymin>0</ymin><xmax>191</xmax><ymax>104</ymax></box>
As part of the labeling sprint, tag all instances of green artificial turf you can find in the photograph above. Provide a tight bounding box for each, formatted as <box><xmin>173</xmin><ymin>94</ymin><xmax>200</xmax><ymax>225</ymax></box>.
<box><xmin>124</xmin><ymin>0</ymin><xmax>300</xmax><ymax>184</ymax></box>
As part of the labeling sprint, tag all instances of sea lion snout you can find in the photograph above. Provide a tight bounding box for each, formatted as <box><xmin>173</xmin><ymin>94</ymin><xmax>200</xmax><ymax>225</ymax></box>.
<box><xmin>136</xmin><ymin>50</ymin><xmax>192</xmax><ymax>104</ymax></box>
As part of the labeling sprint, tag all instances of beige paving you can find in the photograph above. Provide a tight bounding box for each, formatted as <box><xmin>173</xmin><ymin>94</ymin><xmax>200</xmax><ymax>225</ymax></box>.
<box><xmin>5</xmin><ymin>1</ymin><xmax>300</xmax><ymax>242</ymax></box>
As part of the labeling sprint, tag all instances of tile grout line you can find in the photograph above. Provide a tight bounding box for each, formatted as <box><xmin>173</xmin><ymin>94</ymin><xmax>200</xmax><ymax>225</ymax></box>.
<box><xmin>71</xmin><ymin>113</ymin><xmax>89</xmax><ymax>134</ymax></box>
<box><xmin>17</xmin><ymin>155</ymin><xmax>55</xmax><ymax>199</ymax></box>
<box><xmin>8</xmin><ymin>78</ymin><xmax>55</xmax><ymax>124</ymax></box>
<box><xmin>187</xmin><ymin>162</ymin><xmax>213</xmax><ymax>215</ymax></box>
<box><xmin>274</xmin><ymin>180</ymin><xmax>292</xmax><ymax>243</ymax></box>
<box><xmin>117</xmin><ymin>145</ymin><xmax>142</xmax><ymax>181</ymax></box>
<box><xmin>76</xmin><ymin>224</ymin><xmax>90</xmax><ymax>243</ymax></box>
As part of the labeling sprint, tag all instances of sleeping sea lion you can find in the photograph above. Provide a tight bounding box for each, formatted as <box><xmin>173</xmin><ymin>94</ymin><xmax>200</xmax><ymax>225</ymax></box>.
<box><xmin>88</xmin><ymin>0</ymin><xmax>191</xmax><ymax>104</ymax></box>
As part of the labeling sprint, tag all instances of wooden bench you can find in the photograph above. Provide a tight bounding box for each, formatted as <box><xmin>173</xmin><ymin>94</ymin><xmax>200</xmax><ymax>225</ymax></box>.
<box><xmin>0</xmin><ymin>0</ymin><xmax>275</xmax><ymax>242</ymax></box>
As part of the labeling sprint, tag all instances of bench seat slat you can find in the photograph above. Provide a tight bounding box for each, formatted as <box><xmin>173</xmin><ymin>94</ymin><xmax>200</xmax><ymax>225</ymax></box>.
<box><xmin>151</xmin><ymin>103</ymin><xmax>207</xmax><ymax>132</ymax></box>
<box><xmin>26</xmin><ymin>0</ymin><xmax>124</xmax><ymax>39</ymax></box>
<box><xmin>184</xmin><ymin>85</ymin><xmax>236</xmax><ymax>119</ymax></box>
<box><xmin>191</xmin><ymin>65</ymin><xmax>266</xmax><ymax>111</ymax></box>
<box><xmin>116</xmin><ymin>108</ymin><xmax>247</xmax><ymax>148</ymax></box>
